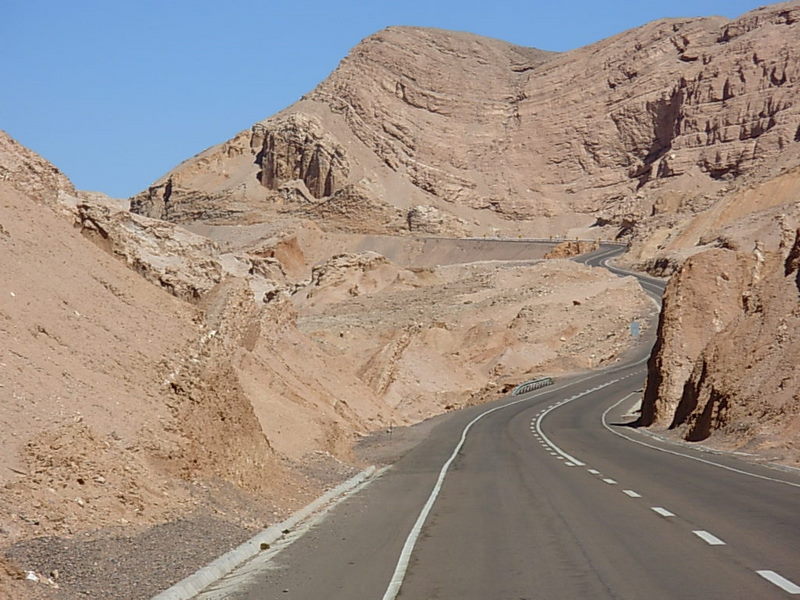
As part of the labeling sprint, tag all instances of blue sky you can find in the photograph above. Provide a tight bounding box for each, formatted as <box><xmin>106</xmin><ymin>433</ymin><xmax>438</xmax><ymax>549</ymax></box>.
<box><xmin>2</xmin><ymin>0</ymin><xmax>771</xmax><ymax>198</ymax></box>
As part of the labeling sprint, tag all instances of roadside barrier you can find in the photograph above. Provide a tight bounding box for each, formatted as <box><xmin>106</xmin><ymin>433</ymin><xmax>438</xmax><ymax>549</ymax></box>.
<box><xmin>512</xmin><ymin>377</ymin><xmax>554</xmax><ymax>395</ymax></box>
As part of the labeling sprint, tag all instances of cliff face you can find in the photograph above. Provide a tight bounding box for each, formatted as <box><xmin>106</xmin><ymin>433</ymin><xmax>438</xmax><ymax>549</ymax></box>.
<box><xmin>131</xmin><ymin>3</ymin><xmax>800</xmax><ymax>243</ymax></box>
<box><xmin>641</xmin><ymin>226</ymin><xmax>800</xmax><ymax>459</ymax></box>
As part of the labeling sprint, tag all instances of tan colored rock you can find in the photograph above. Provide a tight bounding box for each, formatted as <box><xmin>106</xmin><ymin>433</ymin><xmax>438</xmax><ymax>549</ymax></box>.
<box><xmin>407</xmin><ymin>205</ymin><xmax>467</xmax><ymax>235</ymax></box>
<box><xmin>544</xmin><ymin>240</ymin><xmax>599</xmax><ymax>259</ymax></box>
<box><xmin>642</xmin><ymin>229</ymin><xmax>800</xmax><ymax>462</ymax></box>
<box><xmin>640</xmin><ymin>249</ymin><xmax>752</xmax><ymax>427</ymax></box>
<box><xmin>76</xmin><ymin>201</ymin><xmax>223</xmax><ymax>301</ymax></box>
<box><xmin>251</xmin><ymin>113</ymin><xmax>350</xmax><ymax>198</ymax></box>
<box><xmin>0</xmin><ymin>130</ymin><xmax>75</xmax><ymax>206</ymax></box>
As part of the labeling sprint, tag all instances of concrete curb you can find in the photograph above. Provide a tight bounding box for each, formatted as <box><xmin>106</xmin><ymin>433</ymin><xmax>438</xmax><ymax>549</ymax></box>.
<box><xmin>151</xmin><ymin>466</ymin><xmax>378</xmax><ymax>600</ymax></box>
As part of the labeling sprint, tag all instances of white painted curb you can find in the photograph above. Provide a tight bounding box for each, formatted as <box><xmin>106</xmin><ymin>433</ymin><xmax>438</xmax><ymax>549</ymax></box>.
<box><xmin>150</xmin><ymin>466</ymin><xmax>377</xmax><ymax>600</ymax></box>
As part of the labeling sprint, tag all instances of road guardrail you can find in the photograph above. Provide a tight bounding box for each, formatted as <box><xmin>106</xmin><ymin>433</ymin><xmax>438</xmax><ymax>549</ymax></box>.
<box><xmin>512</xmin><ymin>377</ymin><xmax>554</xmax><ymax>396</ymax></box>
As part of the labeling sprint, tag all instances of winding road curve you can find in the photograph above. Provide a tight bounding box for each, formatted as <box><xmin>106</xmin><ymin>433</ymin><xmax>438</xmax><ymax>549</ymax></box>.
<box><xmin>197</xmin><ymin>245</ymin><xmax>800</xmax><ymax>600</ymax></box>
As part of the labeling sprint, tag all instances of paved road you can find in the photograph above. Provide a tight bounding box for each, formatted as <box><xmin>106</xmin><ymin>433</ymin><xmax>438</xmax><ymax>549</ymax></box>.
<box><xmin>197</xmin><ymin>245</ymin><xmax>800</xmax><ymax>599</ymax></box>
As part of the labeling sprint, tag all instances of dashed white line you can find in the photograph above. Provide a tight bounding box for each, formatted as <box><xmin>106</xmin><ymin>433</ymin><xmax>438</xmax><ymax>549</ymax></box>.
<box><xmin>564</xmin><ymin>462</ymin><xmax>575</xmax><ymax>467</ymax></box>
<box><xmin>602</xmin><ymin>478</ymin><xmax>617</xmax><ymax>485</ymax></box>
<box><xmin>756</xmin><ymin>571</ymin><xmax>800</xmax><ymax>594</ymax></box>
<box><xmin>587</xmin><ymin>469</ymin><xmax>601</xmax><ymax>475</ymax></box>
<box><xmin>693</xmin><ymin>530</ymin><xmax>726</xmax><ymax>546</ymax></box>
<box><xmin>534</xmin><ymin>380</ymin><xmax>623</xmax><ymax>467</ymax></box>
<box><xmin>622</xmin><ymin>490</ymin><xmax>641</xmax><ymax>497</ymax></box>
<box><xmin>651</xmin><ymin>507</ymin><xmax>675</xmax><ymax>517</ymax></box>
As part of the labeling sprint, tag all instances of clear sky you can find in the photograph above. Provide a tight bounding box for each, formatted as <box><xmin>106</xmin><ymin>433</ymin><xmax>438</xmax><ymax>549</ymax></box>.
<box><xmin>2</xmin><ymin>0</ymin><xmax>773</xmax><ymax>198</ymax></box>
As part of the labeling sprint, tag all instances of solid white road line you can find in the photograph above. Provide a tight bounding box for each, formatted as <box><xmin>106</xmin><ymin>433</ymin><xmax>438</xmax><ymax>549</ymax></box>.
<box><xmin>693</xmin><ymin>530</ymin><xmax>726</xmax><ymax>546</ymax></box>
<box><xmin>622</xmin><ymin>490</ymin><xmax>641</xmax><ymax>498</ymax></box>
<box><xmin>601</xmin><ymin>395</ymin><xmax>800</xmax><ymax>489</ymax></box>
<box><xmin>602</xmin><ymin>478</ymin><xmax>617</xmax><ymax>485</ymax></box>
<box><xmin>756</xmin><ymin>570</ymin><xmax>800</xmax><ymax>594</ymax></box>
<box><xmin>651</xmin><ymin>507</ymin><xmax>675</xmax><ymax>517</ymax></box>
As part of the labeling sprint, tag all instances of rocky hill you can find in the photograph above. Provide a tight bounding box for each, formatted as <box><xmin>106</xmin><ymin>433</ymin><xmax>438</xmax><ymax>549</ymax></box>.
<box><xmin>131</xmin><ymin>3</ymin><xmax>800</xmax><ymax>254</ymax></box>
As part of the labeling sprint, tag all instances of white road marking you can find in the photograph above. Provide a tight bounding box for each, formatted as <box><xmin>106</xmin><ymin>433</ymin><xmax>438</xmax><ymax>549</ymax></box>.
<box><xmin>564</xmin><ymin>462</ymin><xmax>575</xmax><ymax>467</ymax></box>
<box><xmin>601</xmin><ymin>395</ymin><xmax>800</xmax><ymax>489</ymax></box>
<box><xmin>622</xmin><ymin>490</ymin><xmax>641</xmax><ymax>497</ymax></box>
<box><xmin>534</xmin><ymin>379</ymin><xmax>624</xmax><ymax>468</ymax></box>
<box><xmin>556</xmin><ymin>456</ymin><xmax>564</xmax><ymax>460</ymax></box>
<box><xmin>651</xmin><ymin>507</ymin><xmax>675</xmax><ymax>517</ymax></box>
<box><xmin>693</xmin><ymin>530</ymin><xmax>726</xmax><ymax>546</ymax></box>
<box><xmin>602</xmin><ymin>478</ymin><xmax>617</xmax><ymax>485</ymax></box>
<box><xmin>381</xmin><ymin>367</ymin><xmax>618</xmax><ymax>600</ymax></box>
<box><xmin>382</xmin><ymin>248</ymin><xmax>658</xmax><ymax>600</ymax></box>
<box><xmin>756</xmin><ymin>571</ymin><xmax>800</xmax><ymax>594</ymax></box>
<box><xmin>587</xmin><ymin>469</ymin><xmax>601</xmax><ymax>475</ymax></box>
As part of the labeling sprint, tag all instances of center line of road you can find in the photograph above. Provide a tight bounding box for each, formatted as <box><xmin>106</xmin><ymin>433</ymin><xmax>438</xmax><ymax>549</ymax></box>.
<box><xmin>651</xmin><ymin>507</ymin><xmax>675</xmax><ymax>517</ymax></box>
<box><xmin>602</xmin><ymin>478</ymin><xmax>617</xmax><ymax>485</ymax></box>
<box><xmin>693</xmin><ymin>530</ymin><xmax>726</xmax><ymax>545</ymax></box>
<box><xmin>756</xmin><ymin>570</ymin><xmax>800</xmax><ymax>594</ymax></box>
<box><xmin>622</xmin><ymin>490</ymin><xmax>641</xmax><ymax>497</ymax></box>
<box><xmin>534</xmin><ymin>379</ymin><xmax>623</xmax><ymax>467</ymax></box>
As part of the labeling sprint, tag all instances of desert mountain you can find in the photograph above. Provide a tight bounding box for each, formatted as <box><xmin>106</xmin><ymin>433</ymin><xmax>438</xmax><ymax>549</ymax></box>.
<box><xmin>132</xmin><ymin>3</ymin><xmax>800</xmax><ymax>252</ymax></box>
<box><xmin>125</xmin><ymin>0</ymin><xmax>800</xmax><ymax>459</ymax></box>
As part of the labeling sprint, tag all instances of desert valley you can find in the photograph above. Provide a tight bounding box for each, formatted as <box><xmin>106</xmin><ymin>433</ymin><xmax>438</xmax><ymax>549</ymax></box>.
<box><xmin>2</xmin><ymin>2</ymin><xmax>800</xmax><ymax>598</ymax></box>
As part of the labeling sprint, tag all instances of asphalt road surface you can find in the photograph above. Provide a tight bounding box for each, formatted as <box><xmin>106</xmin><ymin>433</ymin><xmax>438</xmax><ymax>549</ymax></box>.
<box><xmin>196</xmin><ymin>245</ymin><xmax>800</xmax><ymax>599</ymax></box>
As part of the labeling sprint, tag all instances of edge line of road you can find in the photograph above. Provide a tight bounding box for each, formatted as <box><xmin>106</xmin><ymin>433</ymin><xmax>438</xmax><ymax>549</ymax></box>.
<box><xmin>601</xmin><ymin>394</ymin><xmax>800</xmax><ymax>489</ymax></box>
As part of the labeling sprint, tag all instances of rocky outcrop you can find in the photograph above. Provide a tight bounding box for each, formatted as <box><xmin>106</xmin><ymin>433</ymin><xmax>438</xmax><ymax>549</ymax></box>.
<box><xmin>0</xmin><ymin>130</ymin><xmax>75</xmax><ymax>206</ymax></box>
<box><xmin>251</xmin><ymin>113</ymin><xmax>350</xmax><ymax>198</ymax></box>
<box><xmin>544</xmin><ymin>240</ymin><xmax>600</xmax><ymax>259</ymax></box>
<box><xmin>77</xmin><ymin>201</ymin><xmax>223</xmax><ymax>301</ymax></box>
<box><xmin>642</xmin><ymin>226</ymin><xmax>800</xmax><ymax>457</ymax></box>
<box><xmin>640</xmin><ymin>249</ymin><xmax>752</xmax><ymax>427</ymax></box>
<box><xmin>406</xmin><ymin>205</ymin><xmax>467</xmax><ymax>235</ymax></box>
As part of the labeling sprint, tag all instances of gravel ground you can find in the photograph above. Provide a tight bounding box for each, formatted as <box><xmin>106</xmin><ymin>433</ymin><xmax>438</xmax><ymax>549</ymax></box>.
<box><xmin>2</xmin><ymin>454</ymin><xmax>377</xmax><ymax>600</ymax></box>
<box><xmin>6</xmin><ymin>513</ymin><xmax>257</xmax><ymax>599</ymax></box>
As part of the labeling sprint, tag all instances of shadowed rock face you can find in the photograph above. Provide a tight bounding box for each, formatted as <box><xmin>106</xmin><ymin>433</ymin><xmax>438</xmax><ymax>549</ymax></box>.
<box><xmin>131</xmin><ymin>3</ymin><xmax>800</xmax><ymax>235</ymax></box>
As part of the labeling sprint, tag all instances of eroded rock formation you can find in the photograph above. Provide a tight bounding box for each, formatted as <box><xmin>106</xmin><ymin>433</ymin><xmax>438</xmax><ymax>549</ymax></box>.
<box><xmin>642</xmin><ymin>226</ymin><xmax>800</xmax><ymax>458</ymax></box>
